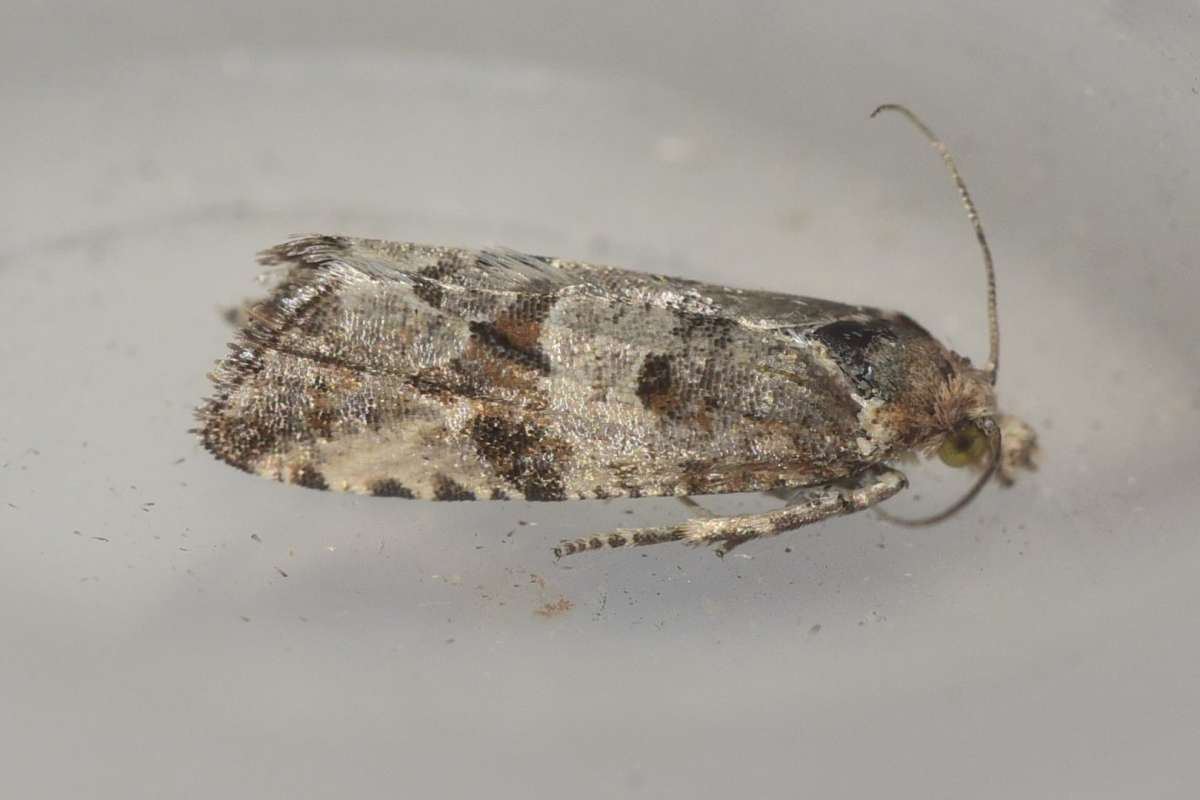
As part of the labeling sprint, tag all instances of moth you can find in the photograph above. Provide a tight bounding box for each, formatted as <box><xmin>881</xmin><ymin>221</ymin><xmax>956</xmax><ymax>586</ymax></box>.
<box><xmin>196</xmin><ymin>105</ymin><xmax>1037</xmax><ymax>558</ymax></box>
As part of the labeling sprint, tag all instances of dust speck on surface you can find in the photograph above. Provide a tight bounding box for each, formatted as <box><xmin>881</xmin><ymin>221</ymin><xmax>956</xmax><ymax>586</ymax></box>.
<box><xmin>535</xmin><ymin>598</ymin><xmax>575</xmax><ymax>618</ymax></box>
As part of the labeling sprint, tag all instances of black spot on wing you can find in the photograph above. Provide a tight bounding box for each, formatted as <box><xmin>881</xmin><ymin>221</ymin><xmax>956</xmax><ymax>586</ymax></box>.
<box><xmin>468</xmin><ymin>320</ymin><xmax>552</xmax><ymax>374</ymax></box>
<box><xmin>670</xmin><ymin>311</ymin><xmax>736</xmax><ymax>348</ymax></box>
<box><xmin>815</xmin><ymin>319</ymin><xmax>896</xmax><ymax>352</ymax></box>
<box><xmin>468</xmin><ymin>414</ymin><xmax>568</xmax><ymax>501</ymax></box>
<box><xmin>522</xmin><ymin>482</ymin><xmax>564</xmax><ymax>502</ymax></box>
<box><xmin>412</xmin><ymin>257</ymin><xmax>466</xmax><ymax>309</ymax></box>
<box><xmin>635</xmin><ymin>353</ymin><xmax>675</xmax><ymax>414</ymax></box>
<box><xmin>812</xmin><ymin>319</ymin><xmax>898</xmax><ymax>395</ymax></box>
<box><xmin>411</xmin><ymin>278</ymin><xmax>445</xmax><ymax>310</ymax></box>
<box><xmin>370</xmin><ymin>479</ymin><xmax>415</xmax><ymax>498</ymax></box>
<box><xmin>292</xmin><ymin>465</ymin><xmax>328</xmax><ymax>491</ymax></box>
<box><xmin>432</xmin><ymin>474</ymin><xmax>476</xmax><ymax>501</ymax></box>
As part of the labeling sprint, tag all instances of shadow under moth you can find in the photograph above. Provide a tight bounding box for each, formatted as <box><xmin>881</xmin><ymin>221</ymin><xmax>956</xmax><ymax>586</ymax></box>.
<box><xmin>196</xmin><ymin>105</ymin><xmax>1038</xmax><ymax>558</ymax></box>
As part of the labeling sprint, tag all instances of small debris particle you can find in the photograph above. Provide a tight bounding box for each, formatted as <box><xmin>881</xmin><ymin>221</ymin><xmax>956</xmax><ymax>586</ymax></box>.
<box><xmin>808</xmin><ymin>624</ymin><xmax>822</xmax><ymax>636</ymax></box>
<box><xmin>240</xmin><ymin>616</ymin><xmax>251</xmax><ymax>623</ymax></box>
<box><xmin>593</xmin><ymin>592</ymin><xmax>608</xmax><ymax>621</ymax></box>
<box><xmin>535</xmin><ymin>597</ymin><xmax>575</xmax><ymax>618</ymax></box>
<box><xmin>274</xmin><ymin>566</ymin><xmax>288</xmax><ymax>578</ymax></box>
<box><xmin>91</xmin><ymin>536</ymin><xmax>110</xmax><ymax>543</ymax></box>
<box><xmin>528</xmin><ymin>573</ymin><xmax>546</xmax><ymax>589</ymax></box>
<box><xmin>250</xmin><ymin>533</ymin><xmax>262</xmax><ymax>543</ymax></box>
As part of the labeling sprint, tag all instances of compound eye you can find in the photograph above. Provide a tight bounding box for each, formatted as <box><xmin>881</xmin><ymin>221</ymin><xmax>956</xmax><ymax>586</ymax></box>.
<box><xmin>938</xmin><ymin>423</ymin><xmax>989</xmax><ymax>468</ymax></box>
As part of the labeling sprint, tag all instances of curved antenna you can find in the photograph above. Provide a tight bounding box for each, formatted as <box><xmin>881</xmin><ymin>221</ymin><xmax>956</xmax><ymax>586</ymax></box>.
<box><xmin>870</xmin><ymin>104</ymin><xmax>999</xmax><ymax>384</ymax></box>
<box><xmin>876</xmin><ymin>422</ymin><xmax>1001</xmax><ymax>526</ymax></box>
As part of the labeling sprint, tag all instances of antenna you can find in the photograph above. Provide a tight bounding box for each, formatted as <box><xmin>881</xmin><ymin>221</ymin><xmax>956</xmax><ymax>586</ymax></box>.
<box><xmin>870</xmin><ymin>104</ymin><xmax>999</xmax><ymax>383</ymax></box>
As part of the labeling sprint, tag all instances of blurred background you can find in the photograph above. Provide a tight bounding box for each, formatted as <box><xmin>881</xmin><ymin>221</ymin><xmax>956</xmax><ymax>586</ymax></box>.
<box><xmin>3</xmin><ymin>2</ymin><xmax>1199</xmax><ymax>797</ymax></box>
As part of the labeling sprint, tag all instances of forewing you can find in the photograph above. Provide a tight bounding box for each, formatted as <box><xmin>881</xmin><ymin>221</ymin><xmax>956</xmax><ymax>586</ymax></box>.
<box><xmin>197</xmin><ymin>235</ymin><xmax>878</xmax><ymax>500</ymax></box>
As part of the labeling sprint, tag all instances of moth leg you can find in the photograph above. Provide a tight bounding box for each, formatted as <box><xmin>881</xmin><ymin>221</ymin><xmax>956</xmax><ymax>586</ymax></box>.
<box><xmin>681</xmin><ymin>468</ymin><xmax>908</xmax><ymax>555</ymax></box>
<box><xmin>676</xmin><ymin>496</ymin><xmax>716</xmax><ymax>518</ymax></box>
<box><xmin>554</xmin><ymin>467</ymin><xmax>907</xmax><ymax>558</ymax></box>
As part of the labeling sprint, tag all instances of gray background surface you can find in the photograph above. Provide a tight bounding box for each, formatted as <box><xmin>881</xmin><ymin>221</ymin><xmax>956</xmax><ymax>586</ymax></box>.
<box><xmin>4</xmin><ymin>2</ymin><xmax>1199</xmax><ymax>797</ymax></box>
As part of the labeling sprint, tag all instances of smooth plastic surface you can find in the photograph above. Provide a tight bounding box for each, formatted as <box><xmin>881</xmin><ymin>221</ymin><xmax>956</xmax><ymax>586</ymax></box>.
<box><xmin>4</xmin><ymin>3</ymin><xmax>1199</xmax><ymax>797</ymax></box>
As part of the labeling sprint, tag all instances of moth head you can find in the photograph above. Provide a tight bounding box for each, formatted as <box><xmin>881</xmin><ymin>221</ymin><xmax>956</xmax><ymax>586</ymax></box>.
<box><xmin>921</xmin><ymin>364</ymin><xmax>998</xmax><ymax>461</ymax></box>
<box><xmin>878</xmin><ymin>404</ymin><xmax>1004</xmax><ymax>527</ymax></box>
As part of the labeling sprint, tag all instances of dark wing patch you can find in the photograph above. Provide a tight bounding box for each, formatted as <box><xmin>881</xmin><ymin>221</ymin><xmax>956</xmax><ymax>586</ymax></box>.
<box><xmin>432</xmin><ymin>474</ymin><xmax>476</xmax><ymax>501</ymax></box>
<box><xmin>291</xmin><ymin>464</ymin><xmax>328</xmax><ymax>490</ymax></box>
<box><xmin>370</xmin><ymin>479</ymin><xmax>415</xmax><ymax>498</ymax></box>
<box><xmin>468</xmin><ymin>414</ymin><xmax>569</xmax><ymax>501</ymax></box>
<box><xmin>468</xmin><ymin>320</ymin><xmax>552</xmax><ymax>374</ymax></box>
<box><xmin>812</xmin><ymin>319</ymin><xmax>898</xmax><ymax>393</ymax></box>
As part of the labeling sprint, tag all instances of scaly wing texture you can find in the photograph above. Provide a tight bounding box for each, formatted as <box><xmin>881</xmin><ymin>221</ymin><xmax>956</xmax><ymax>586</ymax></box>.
<box><xmin>196</xmin><ymin>235</ymin><xmax>883</xmax><ymax>500</ymax></box>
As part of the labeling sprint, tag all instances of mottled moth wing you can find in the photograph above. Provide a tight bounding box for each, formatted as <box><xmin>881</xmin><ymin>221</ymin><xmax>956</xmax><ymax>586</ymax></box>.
<box><xmin>197</xmin><ymin>235</ymin><xmax>889</xmax><ymax>501</ymax></box>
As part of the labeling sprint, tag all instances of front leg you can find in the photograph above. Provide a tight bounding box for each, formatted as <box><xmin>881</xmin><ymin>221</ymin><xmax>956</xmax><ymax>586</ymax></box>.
<box><xmin>554</xmin><ymin>467</ymin><xmax>908</xmax><ymax>558</ymax></box>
